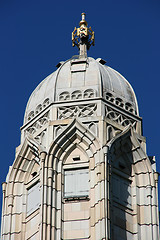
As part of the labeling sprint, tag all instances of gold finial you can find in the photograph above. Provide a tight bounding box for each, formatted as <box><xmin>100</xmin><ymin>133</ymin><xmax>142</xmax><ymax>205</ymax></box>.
<box><xmin>72</xmin><ymin>13</ymin><xmax>95</xmax><ymax>56</ymax></box>
<box><xmin>79</xmin><ymin>13</ymin><xmax>88</xmax><ymax>26</ymax></box>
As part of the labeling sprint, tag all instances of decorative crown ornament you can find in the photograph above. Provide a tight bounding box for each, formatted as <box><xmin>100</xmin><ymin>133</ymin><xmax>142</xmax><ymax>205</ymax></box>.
<box><xmin>72</xmin><ymin>13</ymin><xmax>95</xmax><ymax>56</ymax></box>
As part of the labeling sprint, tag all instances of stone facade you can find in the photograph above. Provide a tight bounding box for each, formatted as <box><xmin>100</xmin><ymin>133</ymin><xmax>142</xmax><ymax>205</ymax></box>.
<box><xmin>1</xmin><ymin>14</ymin><xmax>159</xmax><ymax>240</ymax></box>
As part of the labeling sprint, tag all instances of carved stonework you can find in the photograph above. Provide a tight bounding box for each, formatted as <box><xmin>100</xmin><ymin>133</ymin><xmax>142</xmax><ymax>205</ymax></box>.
<box><xmin>57</xmin><ymin>104</ymin><xmax>97</xmax><ymax>119</ymax></box>
<box><xmin>83</xmin><ymin>122</ymin><xmax>98</xmax><ymax>137</ymax></box>
<box><xmin>71</xmin><ymin>90</ymin><xmax>82</xmax><ymax>100</ymax></box>
<box><xmin>54</xmin><ymin>125</ymin><xmax>67</xmax><ymax>138</ymax></box>
<box><xmin>107</xmin><ymin>125</ymin><xmax>121</xmax><ymax>142</ymax></box>
<box><xmin>104</xmin><ymin>91</ymin><xmax>137</xmax><ymax>115</ymax></box>
<box><xmin>54</xmin><ymin>122</ymin><xmax>98</xmax><ymax>139</ymax></box>
<box><xmin>58</xmin><ymin>88</ymin><xmax>96</xmax><ymax>101</ymax></box>
<box><xmin>35</xmin><ymin>129</ymin><xmax>47</xmax><ymax>146</ymax></box>
<box><xmin>83</xmin><ymin>89</ymin><xmax>95</xmax><ymax>98</ymax></box>
<box><xmin>105</xmin><ymin>106</ymin><xmax>136</xmax><ymax>129</ymax></box>
<box><xmin>59</xmin><ymin>92</ymin><xmax>70</xmax><ymax>101</ymax></box>
<box><xmin>27</xmin><ymin>98</ymin><xmax>50</xmax><ymax>122</ymax></box>
<box><xmin>26</xmin><ymin>111</ymin><xmax>49</xmax><ymax>135</ymax></box>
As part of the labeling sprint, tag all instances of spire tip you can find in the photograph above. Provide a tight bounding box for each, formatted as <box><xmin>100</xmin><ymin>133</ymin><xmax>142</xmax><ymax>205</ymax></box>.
<box><xmin>72</xmin><ymin>13</ymin><xmax>95</xmax><ymax>56</ymax></box>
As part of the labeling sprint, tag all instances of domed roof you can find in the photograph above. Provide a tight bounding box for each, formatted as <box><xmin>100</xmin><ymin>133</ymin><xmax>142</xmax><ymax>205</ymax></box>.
<box><xmin>23</xmin><ymin>56</ymin><xmax>139</xmax><ymax>125</ymax></box>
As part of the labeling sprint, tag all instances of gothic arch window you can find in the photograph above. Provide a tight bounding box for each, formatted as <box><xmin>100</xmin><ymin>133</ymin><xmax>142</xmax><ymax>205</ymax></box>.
<box><xmin>63</xmin><ymin>148</ymin><xmax>89</xmax><ymax>200</ymax></box>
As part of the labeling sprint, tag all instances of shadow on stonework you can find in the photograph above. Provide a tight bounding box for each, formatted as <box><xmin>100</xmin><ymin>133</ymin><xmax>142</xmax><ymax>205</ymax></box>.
<box><xmin>109</xmin><ymin>134</ymin><xmax>134</xmax><ymax>240</ymax></box>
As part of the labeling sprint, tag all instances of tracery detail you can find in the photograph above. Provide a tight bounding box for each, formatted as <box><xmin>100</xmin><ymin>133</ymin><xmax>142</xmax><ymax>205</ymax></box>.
<box><xmin>27</xmin><ymin>98</ymin><xmax>50</xmax><ymax>122</ymax></box>
<box><xmin>26</xmin><ymin>112</ymin><xmax>49</xmax><ymax>135</ymax></box>
<box><xmin>105</xmin><ymin>106</ymin><xmax>136</xmax><ymax>129</ymax></box>
<box><xmin>57</xmin><ymin>104</ymin><xmax>97</xmax><ymax>119</ymax></box>
<box><xmin>105</xmin><ymin>92</ymin><xmax>137</xmax><ymax>115</ymax></box>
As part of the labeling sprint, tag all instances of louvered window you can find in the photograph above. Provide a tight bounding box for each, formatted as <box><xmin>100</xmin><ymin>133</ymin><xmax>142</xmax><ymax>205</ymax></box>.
<box><xmin>64</xmin><ymin>168</ymin><xmax>89</xmax><ymax>198</ymax></box>
<box><xmin>112</xmin><ymin>174</ymin><xmax>132</xmax><ymax>208</ymax></box>
<box><xmin>27</xmin><ymin>182</ymin><xmax>40</xmax><ymax>215</ymax></box>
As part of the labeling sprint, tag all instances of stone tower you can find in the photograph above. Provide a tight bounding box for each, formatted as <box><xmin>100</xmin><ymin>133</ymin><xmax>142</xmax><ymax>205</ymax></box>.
<box><xmin>1</xmin><ymin>13</ymin><xmax>159</xmax><ymax>240</ymax></box>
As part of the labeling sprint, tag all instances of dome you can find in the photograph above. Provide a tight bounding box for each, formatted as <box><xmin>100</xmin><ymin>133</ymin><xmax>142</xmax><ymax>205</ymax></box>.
<box><xmin>23</xmin><ymin>56</ymin><xmax>139</xmax><ymax>125</ymax></box>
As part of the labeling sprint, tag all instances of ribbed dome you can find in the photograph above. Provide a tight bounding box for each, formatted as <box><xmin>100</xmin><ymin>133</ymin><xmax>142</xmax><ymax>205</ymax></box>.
<box><xmin>24</xmin><ymin>56</ymin><xmax>138</xmax><ymax>124</ymax></box>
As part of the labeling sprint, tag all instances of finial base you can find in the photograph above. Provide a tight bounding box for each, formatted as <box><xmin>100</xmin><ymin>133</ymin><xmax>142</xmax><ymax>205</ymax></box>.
<box><xmin>79</xmin><ymin>43</ymin><xmax>87</xmax><ymax>57</ymax></box>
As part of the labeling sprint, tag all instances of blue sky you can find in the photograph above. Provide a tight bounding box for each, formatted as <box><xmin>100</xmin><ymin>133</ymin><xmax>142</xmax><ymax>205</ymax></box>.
<box><xmin>0</xmin><ymin>0</ymin><xmax>160</xmax><ymax>219</ymax></box>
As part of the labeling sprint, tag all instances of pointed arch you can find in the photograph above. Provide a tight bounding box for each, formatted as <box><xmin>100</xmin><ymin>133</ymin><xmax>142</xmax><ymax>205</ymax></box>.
<box><xmin>1</xmin><ymin>136</ymin><xmax>43</xmax><ymax>240</ymax></box>
<box><xmin>44</xmin><ymin>119</ymin><xmax>102</xmax><ymax>174</ymax></box>
<box><xmin>42</xmin><ymin>119</ymin><xmax>106</xmax><ymax>240</ymax></box>
<box><xmin>107</xmin><ymin>126</ymin><xmax>159</xmax><ymax>240</ymax></box>
<box><xmin>7</xmin><ymin>136</ymin><xmax>43</xmax><ymax>182</ymax></box>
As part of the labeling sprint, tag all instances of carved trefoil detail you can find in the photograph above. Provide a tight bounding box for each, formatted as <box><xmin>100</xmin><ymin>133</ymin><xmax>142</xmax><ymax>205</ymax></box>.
<box><xmin>105</xmin><ymin>91</ymin><xmax>137</xmax><ymax>115</ymax></box>
<box><xmin>27</xmin><ymin>98</ymin><xmax>50</xmax><ymax>122</ymax></box>
<box><xmin>58</xmin><ymin>88</ymin><xmax>96</xmax><ymax>101</ymax></box>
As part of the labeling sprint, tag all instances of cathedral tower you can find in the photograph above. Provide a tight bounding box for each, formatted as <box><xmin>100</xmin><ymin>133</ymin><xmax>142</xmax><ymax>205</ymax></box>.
<box><xmin>1</xmin><ymin>13</ymin><xmax>159</xmax><ymax>240</ymax></box>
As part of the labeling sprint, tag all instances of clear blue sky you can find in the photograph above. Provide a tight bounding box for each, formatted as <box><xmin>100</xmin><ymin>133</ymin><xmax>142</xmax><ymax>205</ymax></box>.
<box><xmin>0</xmin><ymin>0</ymin><xmax>160</xmax><ymax>219</ymax></box>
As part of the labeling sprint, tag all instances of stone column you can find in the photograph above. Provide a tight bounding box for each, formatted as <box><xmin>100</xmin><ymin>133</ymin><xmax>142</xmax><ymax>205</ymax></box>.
<box><xmin>39</xmin><ymin>151</ymin><xmax>47</xmax><ymax>240</ymax></box>
<box><xmin>154</xmin><ymin>172</ymin><xmax>159</xmax><ymax>239</ymax></box>
<box><xmin>1</xmin><ymin>182</ymin><xmax>7</xmax><ymax>239</ymax></box>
